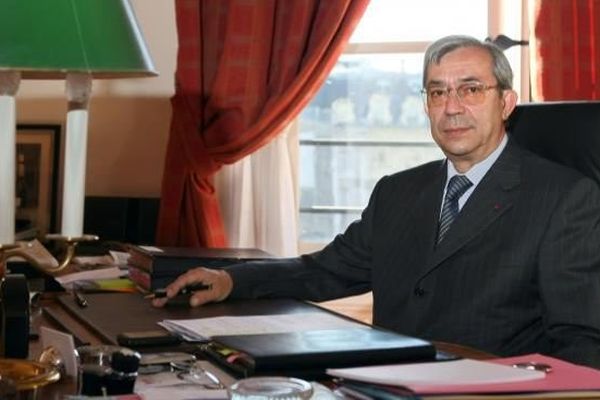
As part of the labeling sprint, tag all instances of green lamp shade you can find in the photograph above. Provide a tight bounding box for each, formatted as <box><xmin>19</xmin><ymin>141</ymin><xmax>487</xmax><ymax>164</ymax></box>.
<box><xmin>0</xmin><ymin>0</ymin><xmax>157</xmax><ymax>78</ymax></box>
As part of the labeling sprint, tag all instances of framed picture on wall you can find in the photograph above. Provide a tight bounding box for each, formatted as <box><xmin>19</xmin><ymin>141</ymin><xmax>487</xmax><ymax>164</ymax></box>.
<box><xmin>15</xmin><ymin>124</ymin><xmax>61</xmax><ymax>239</ymax></box>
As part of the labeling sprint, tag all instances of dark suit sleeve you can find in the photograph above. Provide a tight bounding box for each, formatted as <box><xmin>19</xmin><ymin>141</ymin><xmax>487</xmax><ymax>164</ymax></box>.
<box><xmin>540</xmin><ymin>177</ymin><xmax>600</xmax><ymax>367</ymax></box>
<box><xmin>226</xmin><ymin>176</ymin><xmax>390</xmax><ymax>302</ymax></box>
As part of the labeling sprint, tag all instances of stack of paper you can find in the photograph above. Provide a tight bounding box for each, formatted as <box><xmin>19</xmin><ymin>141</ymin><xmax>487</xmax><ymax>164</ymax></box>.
<box><xmin>54</xmin><ymin>266</ymin><xmax>132</xmax><ymax>291</ymax></box>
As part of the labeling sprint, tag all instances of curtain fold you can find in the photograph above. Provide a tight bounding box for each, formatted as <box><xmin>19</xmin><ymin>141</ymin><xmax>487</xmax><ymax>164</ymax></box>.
<box><xmin>157</xmin><ymin>0</ymin><xmax>369</xmax><ymax>247</ymax></box>
<box><xmin>533</xmin><ymin>0</ymin><xmax>600</xmax><ymax>100</ymax></box>
<box><xmin>216</xmin><ymin>124</ymin><xmax>299</xmax><ymax>257</ymax></box>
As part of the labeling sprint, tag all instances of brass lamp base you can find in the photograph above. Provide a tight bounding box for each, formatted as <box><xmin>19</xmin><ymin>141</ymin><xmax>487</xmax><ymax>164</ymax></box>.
<box><xmin>1</xmin><ymin>234</ymin><xmax>99</xmax><ymax>278</ymax></box>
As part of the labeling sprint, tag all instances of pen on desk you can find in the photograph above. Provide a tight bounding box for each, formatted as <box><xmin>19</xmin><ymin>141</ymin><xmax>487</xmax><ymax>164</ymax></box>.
<box><xmin>145</xmin><ymin>282</ymin><xmax>213</xmax><ymax>299</ymax></box>
<box><xmin>73</xmin><ymin>289</ymin><xmax>88</xmax><ymax>308</ymax></box>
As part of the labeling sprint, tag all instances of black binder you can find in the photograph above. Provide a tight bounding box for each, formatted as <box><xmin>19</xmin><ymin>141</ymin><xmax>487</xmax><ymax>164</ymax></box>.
<box><xmin>205</xmin><ymin>327</ymin><xmax>436</xmax><ymax>379</ymax></box>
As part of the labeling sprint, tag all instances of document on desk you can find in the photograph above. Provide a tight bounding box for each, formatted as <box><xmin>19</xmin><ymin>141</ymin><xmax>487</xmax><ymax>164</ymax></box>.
<box><xmin>159</xmin><ymin>312</ymin><xmax>365</xmax><ymax>341</ymax></box>
<box><xmin>54</xmin><ymin>266</ymin><xmax>128</xmax><ymax>289</ymax></box>
<box><xmin>328</xmin><ymin>353</ymin><xmax>600</xmax><ymax>397</ymax></box>
<box><xmin>328</xmin><ymin>358</ymin><xmax>545</xmax><ymax>386</ymax></box>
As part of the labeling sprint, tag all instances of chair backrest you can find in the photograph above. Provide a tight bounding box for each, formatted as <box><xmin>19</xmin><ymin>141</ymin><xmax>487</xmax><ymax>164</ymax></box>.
<box><xmin>507</xmin><ymin>101</ymin><xmax>600</xmax><ymax>186</ymax></box>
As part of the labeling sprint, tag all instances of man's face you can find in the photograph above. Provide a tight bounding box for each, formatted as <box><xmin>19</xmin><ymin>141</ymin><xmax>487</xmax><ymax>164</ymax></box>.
<box><xmin>423</xmin><ymin>46</ymin><xmax>517</xmax><ymax>172</ymax></box>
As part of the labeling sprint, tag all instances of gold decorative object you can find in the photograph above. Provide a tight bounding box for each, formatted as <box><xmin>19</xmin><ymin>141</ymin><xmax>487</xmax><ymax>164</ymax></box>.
<box><xmin>0</xmin><ymin>358</ymin><xmax>60</xmax><ymax>391</ymax></box>
<box><xmin>38</xmin><ymin>346</ymin><xmax>66</xmax><ymax>379</ymax></box>
<box><xmin>2</xmin><ymin>234</ymin><xmax>99</xmax><ymax>277</ymax></box>
<box><xmin>0</xmin><ymin>243</ymin><xmax>19</xmax><ymax>278</ymax></box>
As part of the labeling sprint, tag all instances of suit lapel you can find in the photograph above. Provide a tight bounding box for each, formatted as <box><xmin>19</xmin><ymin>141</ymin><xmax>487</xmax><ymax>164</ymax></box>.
<box><xmin>409</xmin><ymin>163</ymin><xmax>447</xmax><ymax>256</ymax></box>
<box><xmin>423</xmin><ymin>140</ymin><xmax>523</xmax><ymax>276</ymax></box>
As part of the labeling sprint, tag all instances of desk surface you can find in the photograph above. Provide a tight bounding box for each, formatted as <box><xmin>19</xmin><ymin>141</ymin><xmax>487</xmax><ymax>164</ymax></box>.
<box><xmin>53</xmin><ymin>292</ymin><xmax>346</xmax><ymax>345</ymax></box>
<box><xmin>31</xmin><ymin>293</ymin><xmax>376</xmax><ymax>398</ymax></box>
<box><xmin>31</xmin><ymin>292</ymin><xmax>492</xmax><ymax>398</ymax></box>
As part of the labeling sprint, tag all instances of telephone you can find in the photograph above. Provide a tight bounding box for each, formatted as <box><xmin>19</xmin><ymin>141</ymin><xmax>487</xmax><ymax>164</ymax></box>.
<box><xmin>0</xmin><ymin>274</ymin><xmax>30</xmax><ymax>358</ymax></box>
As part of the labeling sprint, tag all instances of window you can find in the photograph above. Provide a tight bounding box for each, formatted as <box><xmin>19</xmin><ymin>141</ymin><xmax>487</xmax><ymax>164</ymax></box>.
<box><xmin>298</xmin><ymin>0</ymin><xmax>525</xmax><ymax>244</ymax></box>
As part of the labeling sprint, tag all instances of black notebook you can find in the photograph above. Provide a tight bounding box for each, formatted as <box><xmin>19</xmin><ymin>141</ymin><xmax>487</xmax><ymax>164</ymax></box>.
<box><xmin>127</xmin><ymin>245</ymin><xmax>274</xmax><ymax>291</ymax></box>
<box><xmin>204</xmin><ymin>327</ymin><xmax>436</xmax><ymax>379</ymax></box>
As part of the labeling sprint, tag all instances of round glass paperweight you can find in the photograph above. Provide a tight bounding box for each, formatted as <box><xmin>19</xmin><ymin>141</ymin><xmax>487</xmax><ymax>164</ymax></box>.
<box><xmin>228</xmin><ymin>377</ymin><xmax>313</xmax><ymax>400</ymax></box>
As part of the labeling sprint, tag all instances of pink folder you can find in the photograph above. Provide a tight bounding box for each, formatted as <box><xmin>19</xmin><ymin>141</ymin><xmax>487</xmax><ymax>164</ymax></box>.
<box><xmin>411</xmin><ymin>353</ymin><xmax>600</xmax><ymax>395</ymax></box>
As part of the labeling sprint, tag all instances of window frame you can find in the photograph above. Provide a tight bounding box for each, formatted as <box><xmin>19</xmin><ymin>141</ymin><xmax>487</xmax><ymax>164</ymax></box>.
<box><xmin>298</xmin><ymin>0</ymin><xmax>528</xmax><ymax>250</ymax></box>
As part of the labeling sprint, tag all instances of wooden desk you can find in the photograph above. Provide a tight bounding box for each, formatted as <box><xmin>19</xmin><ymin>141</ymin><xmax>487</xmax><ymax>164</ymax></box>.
<box><xmin>30</xmin><ymin>292</ymin><xmax>372</xmax><ymax>397</ymax></box>
<box><xmin>32</xmin><ymin>292</ymin><xmax>298</xmax><ymax>396</ymax></box>
<box><xmin>29</xmin><ymin>292</ymin><xmax>491</xmax><ymax>398</ymax></box>
<box><xmin>30</xmin><ymin>293</ymin><xmax>600</xmax><ymax>400</ymax></box>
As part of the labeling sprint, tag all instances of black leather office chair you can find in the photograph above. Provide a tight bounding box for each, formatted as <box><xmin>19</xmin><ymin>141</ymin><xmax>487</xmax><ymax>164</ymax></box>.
<box><xmin>507</xmin><ymin>101</ymin><xmax>600</xmax><ymax>186</ymax></box>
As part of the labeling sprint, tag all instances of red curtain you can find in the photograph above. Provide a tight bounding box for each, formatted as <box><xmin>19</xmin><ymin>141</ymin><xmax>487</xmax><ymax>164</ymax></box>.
<box><xmin>157</xmin><ymin>0</ymin><xmax>369</xmax><ymax>247</ymax></box>
<box><xmin>534</xmin><ymin>0</ymin><xmax>600</xmax><ymax>100</ymax></box>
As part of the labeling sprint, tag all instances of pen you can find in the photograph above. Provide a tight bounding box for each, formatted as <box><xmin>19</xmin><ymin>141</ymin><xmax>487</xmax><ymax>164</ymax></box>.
<box><xmin>146</xmin><ymin>282</ymin><xmax>213</xmax><ymax>299</ymax></box>
<box><xmin>73</xmin><ymin>290</ymin><xmax>88</xmax><ymax>308</ymax></box>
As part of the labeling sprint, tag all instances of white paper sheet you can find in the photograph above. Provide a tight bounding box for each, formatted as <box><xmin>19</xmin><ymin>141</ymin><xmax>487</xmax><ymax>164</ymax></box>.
<box><xmin>40</xmin><ymin>326</ymin><xmax>77</xmax><ymax>377</ymax></box>
<box><xmin>54</xmin><ymin>266</ymin><xmax>128</xmax><ymax>288</ymax></box>
<box><xmin>327</xmin><ymin>358</ymin><xmax>545</xmax><ymax>387</ymax></box>
<box><xmin>159</xmin><ymin>312</ymin><xmax>366</xmax><ymax>341</ymax></box>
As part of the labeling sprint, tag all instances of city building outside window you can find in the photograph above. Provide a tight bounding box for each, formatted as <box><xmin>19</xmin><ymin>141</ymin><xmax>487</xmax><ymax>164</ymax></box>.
<box><xmin>298</xmin><ymin>0</ymin><xmax>526</xmax><ymax>247</ymax></box>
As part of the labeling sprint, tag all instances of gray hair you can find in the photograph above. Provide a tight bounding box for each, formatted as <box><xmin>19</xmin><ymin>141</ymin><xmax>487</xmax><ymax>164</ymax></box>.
<box><xmin>422</xmin><ymin>35</ymin><xmax>513</xmax><ymax>90</ymax></box>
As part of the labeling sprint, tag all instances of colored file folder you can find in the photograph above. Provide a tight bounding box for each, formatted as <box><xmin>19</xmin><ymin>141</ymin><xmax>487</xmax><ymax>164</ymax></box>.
<box><xmin>328</xmin><ymin>353</ymin><xmax>600</xmax><ymax>397</ymax></box>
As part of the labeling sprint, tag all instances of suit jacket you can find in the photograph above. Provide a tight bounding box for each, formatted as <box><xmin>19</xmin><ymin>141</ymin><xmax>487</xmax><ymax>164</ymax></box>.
<box><xmin>228</xmin><ymin>137</ymin><xmax>600</xmax><ymax>368</ymax></box>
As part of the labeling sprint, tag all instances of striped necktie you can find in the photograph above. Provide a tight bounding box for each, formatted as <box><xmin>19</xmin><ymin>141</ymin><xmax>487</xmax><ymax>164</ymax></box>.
<box><xmin>437</xmin><ymin>175</ymin><xmax>472</xmax><ymax>244</ymax></box>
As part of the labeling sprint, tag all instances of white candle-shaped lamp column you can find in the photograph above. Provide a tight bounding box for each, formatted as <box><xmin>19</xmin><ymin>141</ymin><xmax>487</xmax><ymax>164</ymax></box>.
<box><xmin>61</xmin><ymin>73</ymin><xmax>92</xmax><ymax>238</ymax></box>
<box><xmin>0</xmin><ymin>71</ymin><xmax>20</xmax><ymax>245</ymax></box>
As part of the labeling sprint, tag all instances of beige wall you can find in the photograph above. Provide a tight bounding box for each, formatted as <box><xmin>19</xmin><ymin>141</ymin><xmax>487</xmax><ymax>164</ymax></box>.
<box><xmin>16</xmin><ymin>0</ymin><xmax>177</xmax><ymax>198</ymax></box>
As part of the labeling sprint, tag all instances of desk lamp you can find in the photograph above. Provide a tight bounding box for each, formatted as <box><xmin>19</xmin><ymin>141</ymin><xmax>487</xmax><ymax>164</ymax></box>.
<box><xmin>0</xmin><ymin>0</ymin><xmax>157</xmax><ymax>276</ymax></box>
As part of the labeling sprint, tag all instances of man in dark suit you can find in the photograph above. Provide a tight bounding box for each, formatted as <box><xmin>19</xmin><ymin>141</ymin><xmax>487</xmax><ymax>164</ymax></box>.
<box><xmin>154</xmin><ymin>35</ymin><xmax>600</xmax><ymax>368</ymax></box>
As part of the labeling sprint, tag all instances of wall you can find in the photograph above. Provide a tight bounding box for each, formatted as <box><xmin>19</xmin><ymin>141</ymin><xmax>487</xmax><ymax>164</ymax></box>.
<box><xmin>15</xmin><ymin>0</ymin><xmax>177</xmax><ymax>198</ymax></box>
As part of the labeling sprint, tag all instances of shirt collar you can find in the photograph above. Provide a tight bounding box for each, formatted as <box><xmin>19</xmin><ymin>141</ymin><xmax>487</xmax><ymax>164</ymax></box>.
<box><xmin>446</xmin><ymin>134</ymin><xmax>508</xmax><ymax>186</ymax></box>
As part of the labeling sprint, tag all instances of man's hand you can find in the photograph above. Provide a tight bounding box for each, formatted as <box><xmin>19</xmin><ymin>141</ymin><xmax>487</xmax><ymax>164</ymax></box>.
<box><xmin>151</xmin><ymin>267</ymin><xmax>233</xmax><ymax>307</ymax></box>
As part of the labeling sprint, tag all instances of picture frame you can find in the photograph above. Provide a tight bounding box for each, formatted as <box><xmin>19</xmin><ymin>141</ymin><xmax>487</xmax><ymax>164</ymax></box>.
<box><xmin>15</xmin><ymin>124</ymin><xmax>61</xmax><ymax>239</ymax></box>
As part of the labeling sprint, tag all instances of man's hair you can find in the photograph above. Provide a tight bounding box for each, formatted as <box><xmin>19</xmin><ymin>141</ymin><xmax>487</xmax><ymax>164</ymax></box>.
<box><xmin>422</xmin><ymin>35</ymin><xmax>513</xmax><ymax>90</ymax></box>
